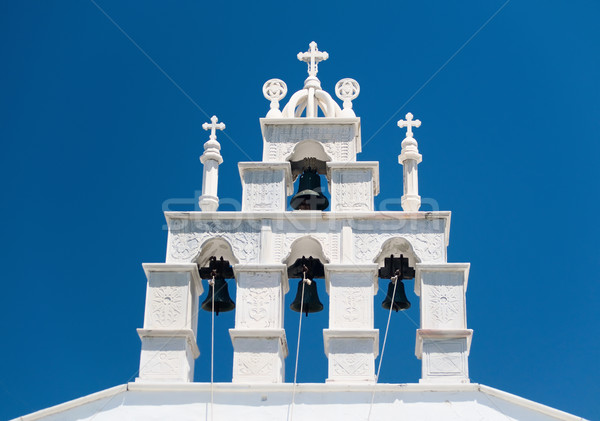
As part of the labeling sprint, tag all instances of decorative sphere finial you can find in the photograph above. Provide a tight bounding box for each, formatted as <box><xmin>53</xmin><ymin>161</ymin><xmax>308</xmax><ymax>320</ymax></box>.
<box><xmin>263</xmin><ymin>79</ymin><xmax>287</xmax><ymax>118</ymax></box>
<box><xmin>263</xmin><ymin>79</ymin><xmax>287</xmax><ymax>102</ymax></box>
<box><xmin>335</xmin><ymin>78</ymin><xmax>360</xmax><ymax>102</ymax></box>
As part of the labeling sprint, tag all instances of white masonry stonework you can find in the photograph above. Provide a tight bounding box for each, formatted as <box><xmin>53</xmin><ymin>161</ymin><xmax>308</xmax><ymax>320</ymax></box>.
<box><xmin>137</xmin><ymin>263</ymin><xmax>202</xmax><ymax>383</ymax></box>
<box><xmin>136</xmin><ymin>41</ymin><xmax>469</xmax><ymax>385</ymax></box>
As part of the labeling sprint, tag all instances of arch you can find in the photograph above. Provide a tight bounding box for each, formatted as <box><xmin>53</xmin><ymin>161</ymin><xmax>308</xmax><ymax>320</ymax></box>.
<box><xmin>286</xmin><ymin>140</ymin><xmax>331</xmax><ymax>178</ymax></box>
<box><xmin>194</xmin><ymin>236</ymin><xmax>239</xmax><ymax>267</ymax></box>
<box><xmin>281</xmin><ymin>235</ymin><xmax>330</xmax><ymax>268</ymax></box>
<box><xmin>281</xmin><ymin>88</ymin><xmax>342</xmax><ymax>118</ymax></box>
<box><xmin>373</xmin><ymin>237</ymin><xmax>420</xmax><ymax>270</ymax></box>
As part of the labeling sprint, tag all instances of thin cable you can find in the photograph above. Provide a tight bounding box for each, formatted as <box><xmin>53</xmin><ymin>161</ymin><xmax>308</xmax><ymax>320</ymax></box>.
<box><xmin>362</xmin><ymin>0</ymin><xmax>511</xmax><ymax>150</ymax></box>
<box><xmin>289</xmin><ymin>272</ymin><xmax>308</xmax><ymax>421</ymax></box>
<box><xmin>210</xmin><ymin>275</ymin><xmax>215</xmax><ymax>421</ymax></box>
<box><xmin>366</xmin><ymin>276</ymin><xmax>398</xmax><ymax>421</ymax></box>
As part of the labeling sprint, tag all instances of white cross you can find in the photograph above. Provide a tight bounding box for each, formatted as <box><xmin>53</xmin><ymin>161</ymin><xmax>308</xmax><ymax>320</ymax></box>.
<box><xmin>397</xmin><ymin>113</ymin><xmax>421</xmax><ymax>138</ymax></box>
<box><xmin>202</xmin><ymin>115</ymin><xmax>225</xmax><ymax>140</ymax></box>
<box><xmin>297</xmin><ymin>41</ymin><xmax>329</xmax><ymax>78</ymax></box>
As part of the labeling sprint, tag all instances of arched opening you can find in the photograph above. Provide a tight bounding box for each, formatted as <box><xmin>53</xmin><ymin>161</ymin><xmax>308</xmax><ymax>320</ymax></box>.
<box><xmin>282</xmin><ymin>236</ymin><xmax>329</xmax><ymax>382</ymax></box>
<box><xmin>195</xmin><ymin>237</ymin><xmax>239</xmax><ymax>268</ymax></box>
<box><xmin>373</xmin><ymin>237</ymin><xmax>420</xmax><ymax>269</ymax></box>
<box><xmin>193</xmin><ymin>237</ymin><xmax>237</xmax><ymax>383</ymax></box>
<box><xmin>286</xmin><ymin>141</ymin><xmax>332</xmax><ymax>211</ymax></box>
<box><xmin>372</xmin><ymin>237</ymin><xmax>422</xmax><ymax>383</ymax></box>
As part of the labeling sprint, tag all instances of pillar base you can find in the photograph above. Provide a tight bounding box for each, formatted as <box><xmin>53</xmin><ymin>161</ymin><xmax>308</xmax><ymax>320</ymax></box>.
<box><xmin>323</xmin><ymin>329</ymin><xmax>379</xmax><ymax>383</ymax></box>
<box><xmin>136</xmin><ymin>329</ymin><xmax>199</xmax><ymax>383</ymax></box>
<box><xmin>416</xmin><ymin>329</ymin><xmax>472</xmax><ymax>384</ymax></box>
<box><xmin>229</xmin><ymin>329</ymin><xmax>288</xmax><ymax>383</ymax></box>
<box><xmin>199</xmin><ymin>195</ymin><xmax>219</xmax><ymax>212</ymax></box>
<box><xmin>401</xmin><ymin>194</ymin><xmax>421</xmax><ymax>212</ymax></box>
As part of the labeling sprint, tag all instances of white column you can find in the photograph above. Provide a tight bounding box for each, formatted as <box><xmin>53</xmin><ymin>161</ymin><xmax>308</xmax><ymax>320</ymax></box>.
<box><xmin>199</xmin><ymin>142</ymin><xmax>223</xmax><ymax>211</ymax></box>
<box><xmin>229</xmin><ymin>264</ymin><xmax>289</xmax><ymax>383</ymax></box>
<box><xmin>199</xmin><ymin>116</ymin><xmax>225</xmax><ymax>212</ymax></box>
<box><xmin>397</xmin><ymin>113</ymin><xmax>422</xmax><ymax>212</ymax></box>
<box><xmin>415</xmin><ymin>263</ymin><xmax>472</xmax><ymax>384</ymax></box>
<box><xmin>137</xmin><ymin>263</ymin><xmax>202</xmax><ymax>383</ymax></box>
<box><xmin>323</xmin><ymin>264</ymin><xmax>379</xmax><ymax>383</ymax></box>
<box><xmin>239</xmin><ymin>162</ymin><xmax>293</xmax><ymax>212</ymax></box>
<box><xmin>327</xmin><ymin>162</ymin><xmax>379</xmax><ymax>212</ymax></box>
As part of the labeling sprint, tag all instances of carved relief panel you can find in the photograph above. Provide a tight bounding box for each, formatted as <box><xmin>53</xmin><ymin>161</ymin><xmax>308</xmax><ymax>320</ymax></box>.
<box><xmin>242</xmin><ymin>168</ymin><xmax>286</xmax><ymax>212</ymax></box>
<box><xmin>330</xmin><ymin>169</ymin><xmax>373</xmax><ymax>211</ymax></box>
<box><xmin>231</xmin><ymin>337</ymin><xmax>284</xmax><ymax>383</ymax></box>
<box><xmin>235</xmin><ymin>271</ymin><xmax>284</xmax><ymax>329</ymax></box>
<box><xmin>168</xmin><ymin>220</ymin><xmax>261</xmax><ymax>265</ymax></box>
<box><xmin>351</xmin><ymin>218</ymin><xmax>447</xmax><ymax>264</ymax></box>
<box><xmin>138</xmin><ymin>337</ymin><xmax>194</xmax><ymax>382</ymax></box>
<box><xmin>327</xmin><ymin>338</ymin><xmax>375</xmax><ymax>381</ymax></box>
<box><xmin>420</xmin><ymin>270</ymin><xmax>467</xmax><ymax>329</ymax></box>
<box><xmin>328</xmin><ymin>273</ymin><xmax>374</xmax><ymax>329</ymax></box>
<box><xmin>144</xmin><ymin>272</ymin><xmax>190</xmax><ymax>330</ymax></box>
<box><xmin>422</xmin><ymin>338</ymin><xmax>468</xmax><ymax>379</ymax></box>
<box><xmin>262</xmin><ymin>124</ymin><xmax>357</xmax><ymax>162</ymax></box>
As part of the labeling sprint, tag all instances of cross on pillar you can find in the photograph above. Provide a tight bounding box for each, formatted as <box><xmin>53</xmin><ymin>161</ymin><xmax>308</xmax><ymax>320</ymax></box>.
<box><xmin>398</xmin><ymin>112</ymin><xmax>421</xmax><ymax>138</ymax></box>
<box><xmin>202</xmin><ymin>115</ymin><xmax>226</xmax><ymax>140</ymax></box>
<box><xmin>297</xmin><ymin>41</ymin><xmax>329</xmax><ymax>78</ymax></box>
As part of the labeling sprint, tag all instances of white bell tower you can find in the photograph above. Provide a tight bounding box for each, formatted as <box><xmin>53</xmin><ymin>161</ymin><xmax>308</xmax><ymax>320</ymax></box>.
<box><xmin>136</xmin><ymin>41</ymin><xmax>473</xmax><ymax>385</ymax></box>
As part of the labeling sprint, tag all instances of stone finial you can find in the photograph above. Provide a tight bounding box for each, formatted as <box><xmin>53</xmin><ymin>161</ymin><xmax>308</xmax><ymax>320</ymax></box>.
<box><xmin>297</xmin><ymin>41</ymin><xmax>329</xmax><ymax>79</ymax></box>
<box><xmin>201</xmin><ymin>115</ymin><xmax>225</xmax><ymax>161</ymax></box>
<box><xmin>397</xmin><ymin>112</ymin><xmax>423</xmax><ymax>212</ymax></box>
<box><xmin>335</xmin><ymin>78</ymin><xmax>360</xmax><ymax>117</ymax></box>
<box><xmin>199</xmin><ymin>115</ymin><xmax>225</xmax><ymax>212</ymax></box>
<box><xmin>263</xmin><ymin>79</ymin><xmax>288</xmax><ymax>118</ymax></box>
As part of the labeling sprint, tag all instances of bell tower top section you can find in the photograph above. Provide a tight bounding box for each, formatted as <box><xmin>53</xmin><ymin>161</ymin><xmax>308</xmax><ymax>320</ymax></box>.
<box><xmin>260</xmin><ymin>41</ymin><xmax>362</xmax><ymax>165</ymax></box>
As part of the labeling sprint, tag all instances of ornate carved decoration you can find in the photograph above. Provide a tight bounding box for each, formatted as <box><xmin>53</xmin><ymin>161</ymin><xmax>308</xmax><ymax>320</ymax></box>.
<box><xmin>263</xmin><ymin>79</ymin><xmax>287</xmax><ymax>102</ymax></box>
<box><xmin>342</xmin><ymin>287</ymin><xmax>363</xmax><ymax>323</ymax></box>
<box><xmin>240</xmin><ymin>287</ymin><xmax>276</xmax><ymax>328</ymax></box>
<box><xmin>335</xmin><ymin>78</ymin><xmax>360</xmax><ymax>102</ymax></box>
<box><xmin>237</xmin><ymin>353</ymin><xmax>274</xmax><ymax>377</ymax></box>
<box><xmin>243</xmin><ymin>170</ymin><xmax>283</xmax><ymax>211</ymax></box>
<box><xmin>428</xmin><ymin>284</ymin><xmax>461</xmax><ymax>326</ymax></box>
<box><xmin>144</xmin><ymin>351</ymin><xmax>180</xmax><ymax>376</ymax></box>
<box><xmin>353</xmin><ymin>232</ymin><xmax>444</xmax><ymax>263</ymax></box>
<box><xmin>332</xmin><ymin>354</ymin><xmax>370</xmax><ymax>376</ymax></box>
<box><xmin>169</xmin><ymin>221</ymin><xmax>260</xmax><ymax>264</ymax></box>
<box><xmin>333</xmin><ymin>170</ymin><xmax>370</xmax><ymax>211</ymax></box>
<box><xmin>424</xmin><ymin>340</ymin><xmax>466</xmax><ymax>376</ymax></box>
<box><xmin>262</xmin><ymin>125</ymin><xmax>355</xmax><ymax>162</ymax></box>
<box><xmin>150</xmin><ymin>286</ymin><xmax>184</xmax><ymax>327</ymax></box>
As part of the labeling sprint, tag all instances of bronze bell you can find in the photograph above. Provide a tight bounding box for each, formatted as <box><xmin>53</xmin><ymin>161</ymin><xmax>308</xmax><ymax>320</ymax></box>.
<box><xmin>290</xmin><ymin>167</ymin><xmax>329</xmax><ymax>210</ymax></box>
<box><xmin>379</xmin><ymin>254</ymin><xmax>414</xmax><ymax>312</ymax></box>
<box><xmin>289</xmin><ymin>256</ymin><xmax>324</xmax><ymax>316</ymax></box>
<box><xmin>199</xmin><ymin>256</ymin><xmax>235</xmax><ymax>315</ymax></box>
<box><xmin>382</xmin><ymin>280</ymin><xmax>411</xmax><ymax>311</ymax></box>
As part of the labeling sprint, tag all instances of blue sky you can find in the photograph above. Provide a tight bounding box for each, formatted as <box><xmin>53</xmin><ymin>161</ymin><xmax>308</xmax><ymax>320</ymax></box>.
<box><xmin>1</xmin><ymin>1</ymin><xmax>599</xmax><ymax>420</ymax></box>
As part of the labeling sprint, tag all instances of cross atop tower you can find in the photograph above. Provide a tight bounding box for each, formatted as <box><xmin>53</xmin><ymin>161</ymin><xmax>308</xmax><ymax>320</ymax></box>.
<box><xmin>297</xmin><ymin>41</ymin><xmax>329</xmax><ymax>78</ymax></box>
<box><xmin>202</xmin><ymin>115</ymin><xmax>226</xmax><ymax>141</ymax></box>
<box><xmin>397</xmin><ymin>112</ymin><xmax>421</xmax><ymax>138</ymax></box>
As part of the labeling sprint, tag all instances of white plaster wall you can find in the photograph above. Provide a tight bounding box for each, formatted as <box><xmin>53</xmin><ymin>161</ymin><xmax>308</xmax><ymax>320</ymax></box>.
<box><xmin>17</xmin><ymin>384</ymin><xmax>584</xmax><ymax>421</ymax></box>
